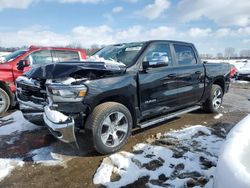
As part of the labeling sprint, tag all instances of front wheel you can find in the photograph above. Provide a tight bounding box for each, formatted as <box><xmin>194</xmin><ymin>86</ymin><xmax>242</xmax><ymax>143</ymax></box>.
<box><xmin>203</xmin><ymin>84</ymin><xmax>223</xmax><ymax>113</ymax></box>
<box><xmin>86</xmin><ymin>102</ymin><xmax>133</xmax><ymax>154</ymax></box>
<box><xmin>0</xmin><ymin>88</ymin><xmax>10</xmax><ymax>115</ymax></box>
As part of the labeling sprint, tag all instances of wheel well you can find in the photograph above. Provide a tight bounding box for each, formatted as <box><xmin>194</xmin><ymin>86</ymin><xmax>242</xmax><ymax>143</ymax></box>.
<box><xmin>213</xmin><ymin>78</ymin><xmax>225</xmax><ymax>93</ymax></box>
<box><xmin>97</xmin><ymin>96</ymin><xmax>137</xmax><ymax>128</ymax></box>
<box><xmin>0</xmin><ymin>81</ymin><xmax>12</xmax><ymax>101</ymax></box>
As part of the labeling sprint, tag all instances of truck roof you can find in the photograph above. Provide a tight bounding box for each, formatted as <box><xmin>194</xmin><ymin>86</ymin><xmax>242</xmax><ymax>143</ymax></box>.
<box><xmin>146</xmin><ymin>40</ymin><xmax>193</xmax><ymax>45</ymax></box>
<box><xmin>111</xmin><ymin>40</ymin><xmax>194</xmax><ymax>47</ymax></box>
<box><xmin>28</xmin><ymin>45</ymin><xmax>85</xmax><ymax>51</ymax></box>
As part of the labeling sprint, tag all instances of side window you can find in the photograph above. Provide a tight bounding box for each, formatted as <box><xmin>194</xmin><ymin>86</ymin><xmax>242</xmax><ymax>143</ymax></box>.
<box><xmin>143</xmin><ymin>43</ymin><xmax>172</xmax><ymax>67</ymax></box>
<box><xmin>25</xmin><ymin>50</ymin><xmax>53</xmax><ymax>65</ymax></box>
<box><xmin>173</xmin><ymin>44</ymin><xmax>197</xmax><ymax>66</ymax></box>
<box><xmin>53</xmin><ymin>50</ymin><xmax>80</xmax><ymax>62</ymax></box>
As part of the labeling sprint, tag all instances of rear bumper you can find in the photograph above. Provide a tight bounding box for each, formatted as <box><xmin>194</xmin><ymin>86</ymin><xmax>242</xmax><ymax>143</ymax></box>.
<box><xmin>43</xmin><ymin>106</ymin><xmax>77</xmax><ymax>143</ymax></box>
<box><xmin>237</xmin><ymin>74</ymin><xmax>250</xmax><ymax>81</ymax></box>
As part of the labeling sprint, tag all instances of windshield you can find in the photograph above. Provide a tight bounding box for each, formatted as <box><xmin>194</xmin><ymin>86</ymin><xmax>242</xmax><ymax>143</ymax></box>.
<box><xmin>3</xmin><ymin>50</ymin><xmax>27</xmax><ymax>62</ymax></box>
<box><xmin>94</xmin><ymin>42</ymin><xmax>145</xmax><ymax>67</ymax></box>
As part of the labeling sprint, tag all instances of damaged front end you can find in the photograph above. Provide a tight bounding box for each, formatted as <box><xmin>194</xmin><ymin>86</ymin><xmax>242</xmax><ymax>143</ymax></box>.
<box><xmin>43</xmin><ymin>106</ymin><xmax>77</xmax><ymax>143</ymax></box>
<box><xmin>44</xmin><ymin>80</ymin><xmax>88</xmax><ymax>144</ymax></box>
<box><xmin>16</xmin><ymin>61</ymin><xmax>126</xmax><ymax>145</ymax></box>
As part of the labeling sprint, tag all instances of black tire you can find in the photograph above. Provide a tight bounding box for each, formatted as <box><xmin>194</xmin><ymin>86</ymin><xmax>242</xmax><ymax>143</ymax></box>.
<box><xmin>85</xmin><ymin>102</ymin><xmax>133</xmax><ymax>154</ymax></box>
<box><xmin>0</xmin><ymin>88</ymin><xmax>10</xmax><ymax>115</ymax></box>
<box><xmin>203</xmin><ymin>84</ymin><xmax>223</xmax><ymax>113</ymax></box>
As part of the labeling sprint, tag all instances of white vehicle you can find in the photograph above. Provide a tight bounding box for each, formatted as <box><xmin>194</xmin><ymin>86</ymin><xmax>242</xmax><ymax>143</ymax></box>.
<box><xmin>237</xmin><ymin>61</ymin><xmax>250</xmax><ymax>80</ymax></box>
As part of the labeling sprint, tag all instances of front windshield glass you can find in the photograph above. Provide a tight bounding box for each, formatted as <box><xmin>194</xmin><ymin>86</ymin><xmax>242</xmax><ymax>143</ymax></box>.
<box><xmin>94</xmin><ymin>42</ymin><xmax>145</xmax><ymax>67</ymax></box>
<box><xmin>4</xmin><ymin>50</ymin><xmax>27</xmax><ymax>62</ymax></box>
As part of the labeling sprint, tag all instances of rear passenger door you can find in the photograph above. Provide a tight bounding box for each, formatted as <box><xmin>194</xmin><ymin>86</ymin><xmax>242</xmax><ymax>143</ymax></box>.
<box><xmin>52</xmin><ymin>50</ymin><xmax>80</xmax><ymax>62</ymax></box>
<box><xmin>173</xmin><ymin>44</ymin><xmax>205</xmax><ymax>107</ymax></box>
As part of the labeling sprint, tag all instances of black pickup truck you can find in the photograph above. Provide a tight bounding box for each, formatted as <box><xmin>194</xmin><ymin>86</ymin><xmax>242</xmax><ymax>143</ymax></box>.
<box><xmin>16</xmin><ymin>40</ymin><xmax>231</xmax><ymax>154</ymax></box>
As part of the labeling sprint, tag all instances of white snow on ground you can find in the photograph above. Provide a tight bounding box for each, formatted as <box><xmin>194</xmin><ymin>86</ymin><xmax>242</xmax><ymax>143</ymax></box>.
<box><xmin>0</xmin><ymin>159</ymin><xmax>24</xmax><ymax>181</ymax></box>
<box><xmin>231</xmin><ymin>79</ymin><xmax>249</xmax><ymax>84</ymax></box>
<box><xmin>94</xmin><ymin>125</ymin><xmax>226</xmax><ymax>188</ymax></box>
<box><xmin>0</xmin><ymin>112</ymin><xmax>71</xmax><ymax>182</ymax></box>
<box><xmin>215</xmin><ymin>114</ymin><xmax>250</xmax><ymax>188</ymax></box>
<box><xmin>0</xmin><ymin>146</ymin><xmax>69</xmax><ymax>181</ymax></box>
<box><xmin>214</xmin><ymin>113</ymin><xmax>223</xmax><ymax>119</ymax></box>
<box><xmin>204</xmin><ymin>59</ymin><xmax>247</xmax><ymax>70</ymax></box>
<box><xmin>29</xmin><ymin>146</ymin><xmax>70</xmax><ymax>166</ymax></box>
<box><xmin>0</xmin><ymin>111</ymin><xmax>39</xmax><ymax>136</ymax></box>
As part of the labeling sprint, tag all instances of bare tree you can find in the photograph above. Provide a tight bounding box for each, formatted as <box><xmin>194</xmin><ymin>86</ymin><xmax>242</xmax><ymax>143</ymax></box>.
<box><xmin>224</xmin><ymin>47</ymin><xmax>235</xmax><ymax>59</ymax></box>
<box><xmin>216</xmin><ymin>53</ymin><xmax>223</xmax><ymax>59</ymax></box>
<box><xmin>239</xmin><ymin>49</ymin><xmax>250</xmax><ymax>58</ymax></box>
<box><xmin>200</xmin><ymin>53</ymin><xmax>213</xmax><ymax>59</ymax></box>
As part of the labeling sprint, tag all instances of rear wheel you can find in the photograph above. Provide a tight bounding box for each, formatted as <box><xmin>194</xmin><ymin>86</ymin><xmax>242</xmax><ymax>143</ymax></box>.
<box><xmin>86</xmin><ymin>102</ymin><xmax>132</xmax><ymax>154</ymax></box>
<box><xmin>203</xmin><ymin>84</ymin><xmax>223</xmax><ymax>113</ymax></box>
<box><xmin>0</xmin><ymin>88</ymin><xmax>10</xmax><ymax>115</ymax></box>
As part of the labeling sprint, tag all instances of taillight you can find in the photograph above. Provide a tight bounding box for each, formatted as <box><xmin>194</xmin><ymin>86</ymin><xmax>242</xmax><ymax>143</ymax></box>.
<box><xmin>229</xmin><ymin>66</ymin><xmax>237</xmax><ymax>77</ymax></box>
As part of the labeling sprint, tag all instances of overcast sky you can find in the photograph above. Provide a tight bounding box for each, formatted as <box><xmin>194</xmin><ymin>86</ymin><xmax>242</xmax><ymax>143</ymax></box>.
<box><xmin>0</xmin><ymin>0</ymin><xmax>250</xmax><ymax>55</ymax></box>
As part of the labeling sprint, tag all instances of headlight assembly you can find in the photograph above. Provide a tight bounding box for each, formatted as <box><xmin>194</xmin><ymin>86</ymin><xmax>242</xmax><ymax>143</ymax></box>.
<box><xmin>47</xmin><ymin>84</ymin><xmax>87</xmax><ymax>102</ymax></box>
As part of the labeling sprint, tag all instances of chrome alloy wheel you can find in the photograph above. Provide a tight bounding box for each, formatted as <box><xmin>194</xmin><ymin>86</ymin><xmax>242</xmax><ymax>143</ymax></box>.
<box><xmin>212</xmin><ymin>89</ymin><xmax>222</xmax><ymax>109</ymax></box>
<box><xmin>100</xmin><ymin>111</ymin><xmax>129</xmax><ymax>147</ymax></box>
<box><xmin>0</xmin><ymin>89</ymin><xmax>8</xmax><ymax>114</ymax></box>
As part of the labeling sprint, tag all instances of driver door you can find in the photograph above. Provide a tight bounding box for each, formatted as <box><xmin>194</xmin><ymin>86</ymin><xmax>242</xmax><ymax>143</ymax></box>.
<box><xmin>138</xmin><ymin>42</ymin><xmax>179</xmax><ymax>118</ymax></box>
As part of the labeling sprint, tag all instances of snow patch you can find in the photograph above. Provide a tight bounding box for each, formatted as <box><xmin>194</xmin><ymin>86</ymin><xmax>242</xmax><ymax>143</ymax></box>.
<box><xmin>94</xmin><ymin>125</ymin><xmax>226</xmax><ymax>187</ymax></box>
<box><xmin>44</xmin><ymin>106</ymin><xmax>68</xmax><ymax>123</ymax></box>
<box><xmin>215</xmin><ymin>114</ymin><xmax>250</xmax><ymax>188</ymax></box>
<box><xmin>0</xmin><ymin>146</ymin><xmax>70</xmax><ymax>182</ymax></box>
<box><xmin>0</xmin><ymin>111</ymin><xmax>40</xmax><ymax>136</ymax></box>
<box><xmin>29</xmin><ymin>146</ymin><xmax>69</xmax><ymax>166</ymax></box>
<box><xmin>0</xmin><ymin>158</ymin><xmax>24</xmax><ymax>181</ymax></box>
<box><xmin>214</xmin><ymin>113</ymin><xmax>223</xmax><ymax>119</ymax></box>
<box><xmin>231</xmin><ymin>79</ymin><xmax>249</xmax><ymax>84</ymax></box>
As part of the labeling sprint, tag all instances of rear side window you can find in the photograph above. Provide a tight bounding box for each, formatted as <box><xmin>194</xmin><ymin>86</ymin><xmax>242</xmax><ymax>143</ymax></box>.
<box><xmin>52</xmin><ymin>50</ymin><xmax>80</xmax><ymax>62</ymax></box>
<box><xmin>174</xmin><ymin>44</ymin><xmax>197</xmax><ymax>66</ymax></box>
<box><xmin>25</xmin><ymin>50</ymin><xmax>53</xmax><ymax>65</ymax></box>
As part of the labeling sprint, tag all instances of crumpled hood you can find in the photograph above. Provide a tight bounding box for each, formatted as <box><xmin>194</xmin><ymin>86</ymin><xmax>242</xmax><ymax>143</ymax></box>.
<box><xmin>25</xmin><ymin>61</ymin><xmax>126</xmax><ymax>79</ymax></box>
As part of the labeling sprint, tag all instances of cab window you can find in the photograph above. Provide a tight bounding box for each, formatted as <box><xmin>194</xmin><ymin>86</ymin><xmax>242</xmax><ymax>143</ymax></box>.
<box><xmin>52</xmin><ymin>50</ymin><xmax>80</xmax><ymax>62</ymax></box>
<box><xmin>173</xmin><ymin>44</ymin><xmax>197</xmax><ymax>66</ymax></box>
<box><xmin>25</xmin><ymin>50</ymin><xmax>53</xmax><ymax>65</ymax></box>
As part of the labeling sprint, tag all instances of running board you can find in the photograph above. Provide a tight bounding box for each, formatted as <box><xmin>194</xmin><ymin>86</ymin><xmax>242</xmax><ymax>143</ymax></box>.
<box><xmin>138</xmin><ymin>105</ymin><xmax>201</xmax><ymax>129</ymax></box>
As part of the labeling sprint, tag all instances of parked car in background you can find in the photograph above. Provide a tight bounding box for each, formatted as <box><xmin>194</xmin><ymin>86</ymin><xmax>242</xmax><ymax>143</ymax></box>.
<box><xmin>16</xmin><ymin>40</ymin><xmax>232</xmax><ymax>154</ymax></box>
<box><xmin>229</xmin><ymin>64</ymin><xmax>237</xmax><ymax>78</ymax></box>
<box><xmin>236</xmin><ymin>61</ymin><xmax>250</xmax><ymax>80</ymax></box>
<box><xmin>0</xmin><ymin>46</ymin><xmax>86</xmax><ymax>114</ymax></box>
<box><xmin>0</xmin><ymin>52</ymin><xmax>11</xmax><ymax>62</ymax></box>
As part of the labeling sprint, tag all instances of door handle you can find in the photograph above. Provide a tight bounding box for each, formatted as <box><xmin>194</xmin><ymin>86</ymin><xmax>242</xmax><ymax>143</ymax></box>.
<box><xmin>195</xmin><ymin>71</ymin><xmax>202</xmax><ymax>75</ymax></box>
<box><xmin>167</xmin><ymin>73</ymin><xmax>177</xmax><ymax>78</ymax></box>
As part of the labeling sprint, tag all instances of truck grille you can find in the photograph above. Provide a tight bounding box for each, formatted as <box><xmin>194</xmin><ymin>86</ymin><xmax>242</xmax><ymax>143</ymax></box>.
<box><xmin>16</xmin><ymin>81</ymin><xmax>47</xmax><ymax>105</ymax></box>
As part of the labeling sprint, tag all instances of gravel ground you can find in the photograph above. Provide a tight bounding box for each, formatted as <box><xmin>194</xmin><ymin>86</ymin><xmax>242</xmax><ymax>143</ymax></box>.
<box><xmin>0</xmin><ymin>83</ymin><xmax>249</xmax><ymax>188</ymax></box>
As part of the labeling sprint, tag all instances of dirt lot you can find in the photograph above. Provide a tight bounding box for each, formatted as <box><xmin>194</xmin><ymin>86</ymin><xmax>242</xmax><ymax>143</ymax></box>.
<box><xmin>0</xmin><ymin>83</ymin><xmax>249</xmax><ymax>188</ymax></box>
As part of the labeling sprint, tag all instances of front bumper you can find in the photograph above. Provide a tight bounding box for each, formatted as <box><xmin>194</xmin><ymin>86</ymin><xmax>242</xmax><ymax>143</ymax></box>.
<box><xmin>43</xmin><ymin>106</ymin><xmax>77</xmax><ymax>143</ymax></box>
<box><xmin>18</xmin><ymin>100</ymin><xmax>44</xmax><ymax>125</ymax></box>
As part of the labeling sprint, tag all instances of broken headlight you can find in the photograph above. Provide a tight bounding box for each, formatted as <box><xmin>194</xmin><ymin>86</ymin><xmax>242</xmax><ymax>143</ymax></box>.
<box><xmin>47</xmin><ymin>84</ymin><xmax>87</xmax><ymax>102</ymax></box>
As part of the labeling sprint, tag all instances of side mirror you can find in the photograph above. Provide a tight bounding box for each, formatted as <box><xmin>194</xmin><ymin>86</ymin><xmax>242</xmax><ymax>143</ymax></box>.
<box><xmin>17</xmin><ymin>60</ymin><xmax>30</xmax><ymax>71</ymax></box>
<box><xmin>143</xmin><ymin>56</ymin><xmax>169</xmax><ymax>70</ymax></box>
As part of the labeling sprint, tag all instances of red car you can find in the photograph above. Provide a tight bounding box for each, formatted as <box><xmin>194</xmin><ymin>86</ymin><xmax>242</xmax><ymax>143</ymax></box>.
<box><xmin>0</xmin><ymin>46</ymin><xmax>86</xmax><ymax>114</ymax></box>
